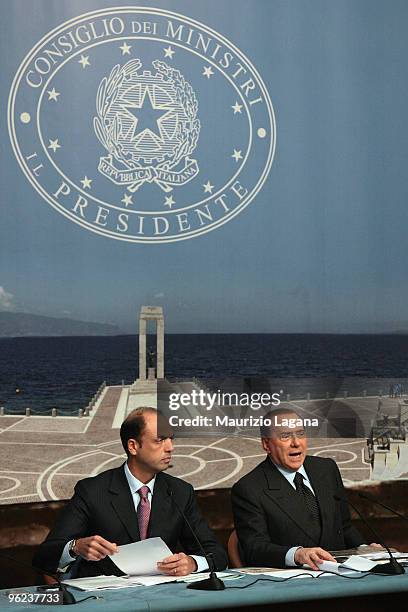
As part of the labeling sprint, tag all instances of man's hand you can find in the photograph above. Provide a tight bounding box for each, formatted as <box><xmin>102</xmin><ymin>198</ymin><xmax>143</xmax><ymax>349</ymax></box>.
<box><xmin>368</xmin><ymin>543</ymin><xmax>383</xmax><ymax>549</ymax></box>
<box><xmin>294</xmin><ymin>547</ymin><xmax>336</xmax><ymax>570</ymax></box>
<box><xmin>73</xmin><ymin>536</ymin><xmax>118</xmax><ymax>561</ymax></box>
<box><xmin>157</xmin><ymin>552</ymin><xmax>197</xmax><ymax>576</ymax></box>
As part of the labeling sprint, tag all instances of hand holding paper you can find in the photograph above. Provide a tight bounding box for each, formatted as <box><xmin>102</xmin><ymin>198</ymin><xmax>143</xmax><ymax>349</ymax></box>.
<box><xmin>74</xmin><ymin>535</ymin><xmax>118</xmax><ymax>561</ymax></box>
<box><xmin>109</xmin><ymin>537</ymin><xmax>173</xmax><ymax>576</ymax></box>
<box><xmin>157</xmin><ymin>552</ymin><xmax>197</xmax><ymax>576</ymax></box>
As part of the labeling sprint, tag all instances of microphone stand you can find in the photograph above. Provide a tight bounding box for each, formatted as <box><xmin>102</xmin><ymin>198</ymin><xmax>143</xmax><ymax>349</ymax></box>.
<box><xmin>358</xmin><ymin>492</ymin><xmax>408</xmax><ymax>521</ymax></box>
<box><xmin>167</xmin><ymin>487</ymin><xmax>225</xmax><ymax>591</ymax></box>
<box><xmin>334</xmin><ymin>495</ymin><xmax>405</xmax><ymax>575</ymax></box>
<box><xmin>0</xmin><ymin>551</ymin><xmax>77</xmax><ymax>605</ymax></box>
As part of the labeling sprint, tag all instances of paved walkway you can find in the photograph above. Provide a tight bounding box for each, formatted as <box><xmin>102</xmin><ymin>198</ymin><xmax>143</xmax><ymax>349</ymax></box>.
<box><xmin>0</xmin><ymin>387</ymin><xmax>406</xmax><ymax>505</ymax></box>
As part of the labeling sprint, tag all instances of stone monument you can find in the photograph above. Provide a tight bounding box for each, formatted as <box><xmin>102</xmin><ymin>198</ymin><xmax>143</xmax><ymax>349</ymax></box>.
<box><xmin>137</xmin><ymin>305</ymin><xmax>164</xmax><ymax>381</ymax></box>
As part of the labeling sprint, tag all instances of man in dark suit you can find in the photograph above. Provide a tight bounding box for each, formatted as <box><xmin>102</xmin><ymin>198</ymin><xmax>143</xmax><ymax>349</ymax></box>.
<box><xmin>232</xmin><ymin>408</ymin><xmax>372</xmax><ymax>569</ymax></box>
<box><xmin>33</xmin><ymin>407</ymin><xmax>227</xmax><ymax>577</ymax></box>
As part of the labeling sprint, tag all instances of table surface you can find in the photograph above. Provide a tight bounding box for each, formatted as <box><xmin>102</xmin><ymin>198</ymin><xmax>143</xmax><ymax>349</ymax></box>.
<box><xmin>1</xmin><ymin>571</ymin><xmax>408</xmax><ymax>611</ymax></box>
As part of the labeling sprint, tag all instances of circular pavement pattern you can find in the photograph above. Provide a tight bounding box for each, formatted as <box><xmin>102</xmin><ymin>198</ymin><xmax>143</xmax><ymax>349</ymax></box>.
<box><xmin>0</xmin><ymin>437</ymin><xmax>371</xmax><ymax>503</ymax></box>
<box><xmin>37</xmin><ymin>439</ymin><xmax>246</xmax><ymax>499</ymax></box>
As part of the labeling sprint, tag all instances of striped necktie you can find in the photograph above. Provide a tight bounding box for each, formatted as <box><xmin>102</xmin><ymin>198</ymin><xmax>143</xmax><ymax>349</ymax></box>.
<box><xmin>294</xmin><ymin>472</ymin><xmax>321</xmax><ymax>538</ymax></box>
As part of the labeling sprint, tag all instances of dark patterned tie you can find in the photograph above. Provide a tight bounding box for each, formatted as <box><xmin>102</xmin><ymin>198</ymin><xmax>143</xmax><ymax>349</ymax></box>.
<box><xmin>294</xmin><ymin>472</ymin><xmax>321</xmax><ymax>537</ymax></box>
<box><xmin>137</xmin><ymin>485</ymin><xmax>151</xmax><ymax>540</ymax></box>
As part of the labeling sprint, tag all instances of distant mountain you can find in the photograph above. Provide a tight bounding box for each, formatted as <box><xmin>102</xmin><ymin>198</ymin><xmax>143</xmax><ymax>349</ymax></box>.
<box><xmin>0</xmin><ymin>312</ymin><xmax>121</xmax><ymax>337</ymax></box>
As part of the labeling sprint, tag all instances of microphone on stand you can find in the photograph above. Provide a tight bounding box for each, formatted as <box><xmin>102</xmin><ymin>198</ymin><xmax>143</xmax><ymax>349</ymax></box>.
<box><xmin>333</xmin><ymin>494</ymin><xmax>405</xmax><ymax>575</ymax></box>
<box><xmin>0</xmin><ymin>551</ymin><xmax>77</xmax><ymax>605</ymax></box>
<box><xmin>166</xmin><ymin>486</ymin><xmax>225</xmax><ymax>591</ymax></box>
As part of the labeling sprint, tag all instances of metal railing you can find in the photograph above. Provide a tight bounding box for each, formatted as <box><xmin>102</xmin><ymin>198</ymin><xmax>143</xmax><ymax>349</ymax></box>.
<box><xmin>0</xmin><ymin>381</ymin><xmax>107</xmax><ymax>417</ymax></box>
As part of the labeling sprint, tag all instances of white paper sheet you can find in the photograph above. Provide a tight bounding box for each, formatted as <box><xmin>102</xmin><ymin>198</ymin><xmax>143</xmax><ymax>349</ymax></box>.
<box><xmin>63</xmin><ymin>574</ymin><xmax>177</xmax><ymax>591</ymax></box>
<box><xmin>317</xmin><ymin>555</ymin><xmax>376</xmax><ymax>574</ymax></box>
<box><xmin>317</xmin><ymin>561</ymin><xmax>354</xmax><ymax>575</ymax></box>
<box><xmin>178</xmin><ymin>571</ymin><xmax>240</xmax><ymax>583</ymax></box>
<box><xmin>269</xmin><ymin>570</ymin><xmax>323</xmax><ymax>579</ymax></box>
<box><xmin>63</xmin><ymin>575</ymin><xmax>142</xmax><ymax>590</ymax></box>
<box><xmin>108</xmin><ymin>537</ymin><xmax>173</xmax><ymax>575</ymax></box>
<box><xmin>342</xmin><ymin>555</ymin><xmax>377</xmax><ymax>572</ymax></box>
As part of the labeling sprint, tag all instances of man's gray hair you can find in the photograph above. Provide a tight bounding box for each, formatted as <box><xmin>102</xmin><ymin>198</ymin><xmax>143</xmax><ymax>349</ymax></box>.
<box><xmin>260</xmin><ymin>407</ymin><xmax>301</xmax><ymax>438</ymax></box>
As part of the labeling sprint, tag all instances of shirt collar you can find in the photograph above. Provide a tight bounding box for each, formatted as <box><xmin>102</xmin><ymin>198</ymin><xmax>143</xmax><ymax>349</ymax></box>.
<box><xmin>270</xmin><ymin>458</ymin><xmax>309</xmax><ymax>485</ymax></box>
<box><xmin>124</xmin><ymin>462</ymin><xmax>156</xmax><ymax>494</ymax></box>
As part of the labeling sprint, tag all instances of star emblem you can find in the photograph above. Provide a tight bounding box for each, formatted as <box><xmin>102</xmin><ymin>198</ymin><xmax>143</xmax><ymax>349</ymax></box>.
<box><xmin>232</xmin><ymin>149</ymin><xmax>243</xmax><ymax>162</ymax></box>
<box><xmin>120</xmin><ymin>42</ymin><xmax>132</xmax><ymax>55</ymax></box>
<box><xmin>123</xmin><ymin>86</ymin><xmax>171</xmax><ymax>142</ymax></box>
<box><xmin>47</xmin><ymin>88</ymin><xmax>60</xmax><ymax>102</ymax></box>
<box><xmin>48</xmin><ymin>139</ymin><xmax>60</xmax><ymax>152</ymax></box>
<box><xmin>164</xmin><ymin>46</ymin><xmax>175</xmax><ymax>59</ymax></box>
<box><xmin>80</xmin><ymin>176</ymin><xmax>92</xmax><ymax>189</ymax></box>
<box><xmin>121</xmin><ymin>193</ymin><xmax>133</xmax><ymax>207</ymax></box>
<box><xmin>78</xmin><ymin>55</ymin><xmax>90</xmax><ymax>69</ymax></box>
<box><xmin>203</xmin><ymin>181</ymin><xmax>215</xmax><ymax>194</ymax></box>
<box><xmin>164</xmin><ymin>195</ymin><xmax>175</xmax><ymax>208</ymax></box>
<box><xmin>232</xmin><ymin>101</ymin><xmax>243</xmax><ymax>114</ymax></box>
<box><xmin>202</xmin><ymin>66</ymin><xmax>214</xmax><ymax>79</ymax></box>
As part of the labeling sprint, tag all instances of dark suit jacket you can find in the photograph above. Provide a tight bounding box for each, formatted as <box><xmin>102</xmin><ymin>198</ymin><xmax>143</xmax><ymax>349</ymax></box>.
<box><xmin>231</xmin><ymin>456</ymin><xmax>365</xmax><ymax>568</ymax></box>
<box><xmin>33</xmin><ymin>465</ymin><xmax>227</xmax><ymax>576</ymax></box>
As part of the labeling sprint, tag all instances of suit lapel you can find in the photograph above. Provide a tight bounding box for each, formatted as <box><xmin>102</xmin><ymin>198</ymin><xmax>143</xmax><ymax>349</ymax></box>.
<box><xmin>262</xmin><ymin>458</ymin><xmax>317</xmax><ymax>542</ymax></box>
<box><xmin>109</xmin><ymin>465</ymin><xmax>140</xmax><ymax>543</ymax></box>
<box><xmin>147</xmin><ymin>473</ymin><xmax>172</xmax><ymax>538</ymax></box>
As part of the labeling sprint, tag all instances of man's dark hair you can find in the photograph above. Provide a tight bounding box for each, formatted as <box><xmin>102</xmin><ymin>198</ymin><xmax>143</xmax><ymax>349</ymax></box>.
<box><xmin>260</xmin><ymin>407</ymin><xmax>301</xmax><ymax>438</ymax></box>
<box><xmin>120</xmin><ymin>407</ymin><xmax>157</xmax><ymax>455</ymax></box>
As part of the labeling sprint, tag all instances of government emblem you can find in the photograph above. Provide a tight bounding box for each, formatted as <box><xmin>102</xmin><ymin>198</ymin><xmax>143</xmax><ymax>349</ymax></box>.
<box><xmin>8</xmin><ymin>7</ymin><xmax>276</xmax><ymax>242</ymax></box>
<box><xmin>95</xmin><ymin>59</ymin><xmax>200</xmax><ymax>193</ymax></box>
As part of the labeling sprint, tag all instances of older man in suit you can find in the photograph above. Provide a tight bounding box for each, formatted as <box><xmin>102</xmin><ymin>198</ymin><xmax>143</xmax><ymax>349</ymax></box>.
<box><xmin>34</xmin><ymin>407</ymin><xmax>227</xmax><ymax>577</ymax></box>
<box><xmin>232</xmin><ymin>408</ymin><xmax>372</xmax><ymax>569</ymax></box>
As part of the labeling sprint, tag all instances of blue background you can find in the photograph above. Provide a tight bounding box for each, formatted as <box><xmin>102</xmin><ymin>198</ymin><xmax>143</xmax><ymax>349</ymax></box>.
<box><xmin>1</xmin><ymin>0</ymin><xmax>408</xmax><ymax>333</ymax></box>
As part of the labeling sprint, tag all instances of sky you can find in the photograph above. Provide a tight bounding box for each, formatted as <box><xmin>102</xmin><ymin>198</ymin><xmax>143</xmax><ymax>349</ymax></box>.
<box><xmin>1</xmin><ymin>0</ymin><xmax>408</xmax><ymax>334</ymax></box>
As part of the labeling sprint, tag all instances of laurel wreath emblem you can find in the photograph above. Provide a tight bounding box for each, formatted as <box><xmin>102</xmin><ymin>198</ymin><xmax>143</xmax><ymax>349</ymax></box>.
<box><xmin>94</xmin><ymin>59</ymin><xmax>200</xmax><ymax>193</ymax></box>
